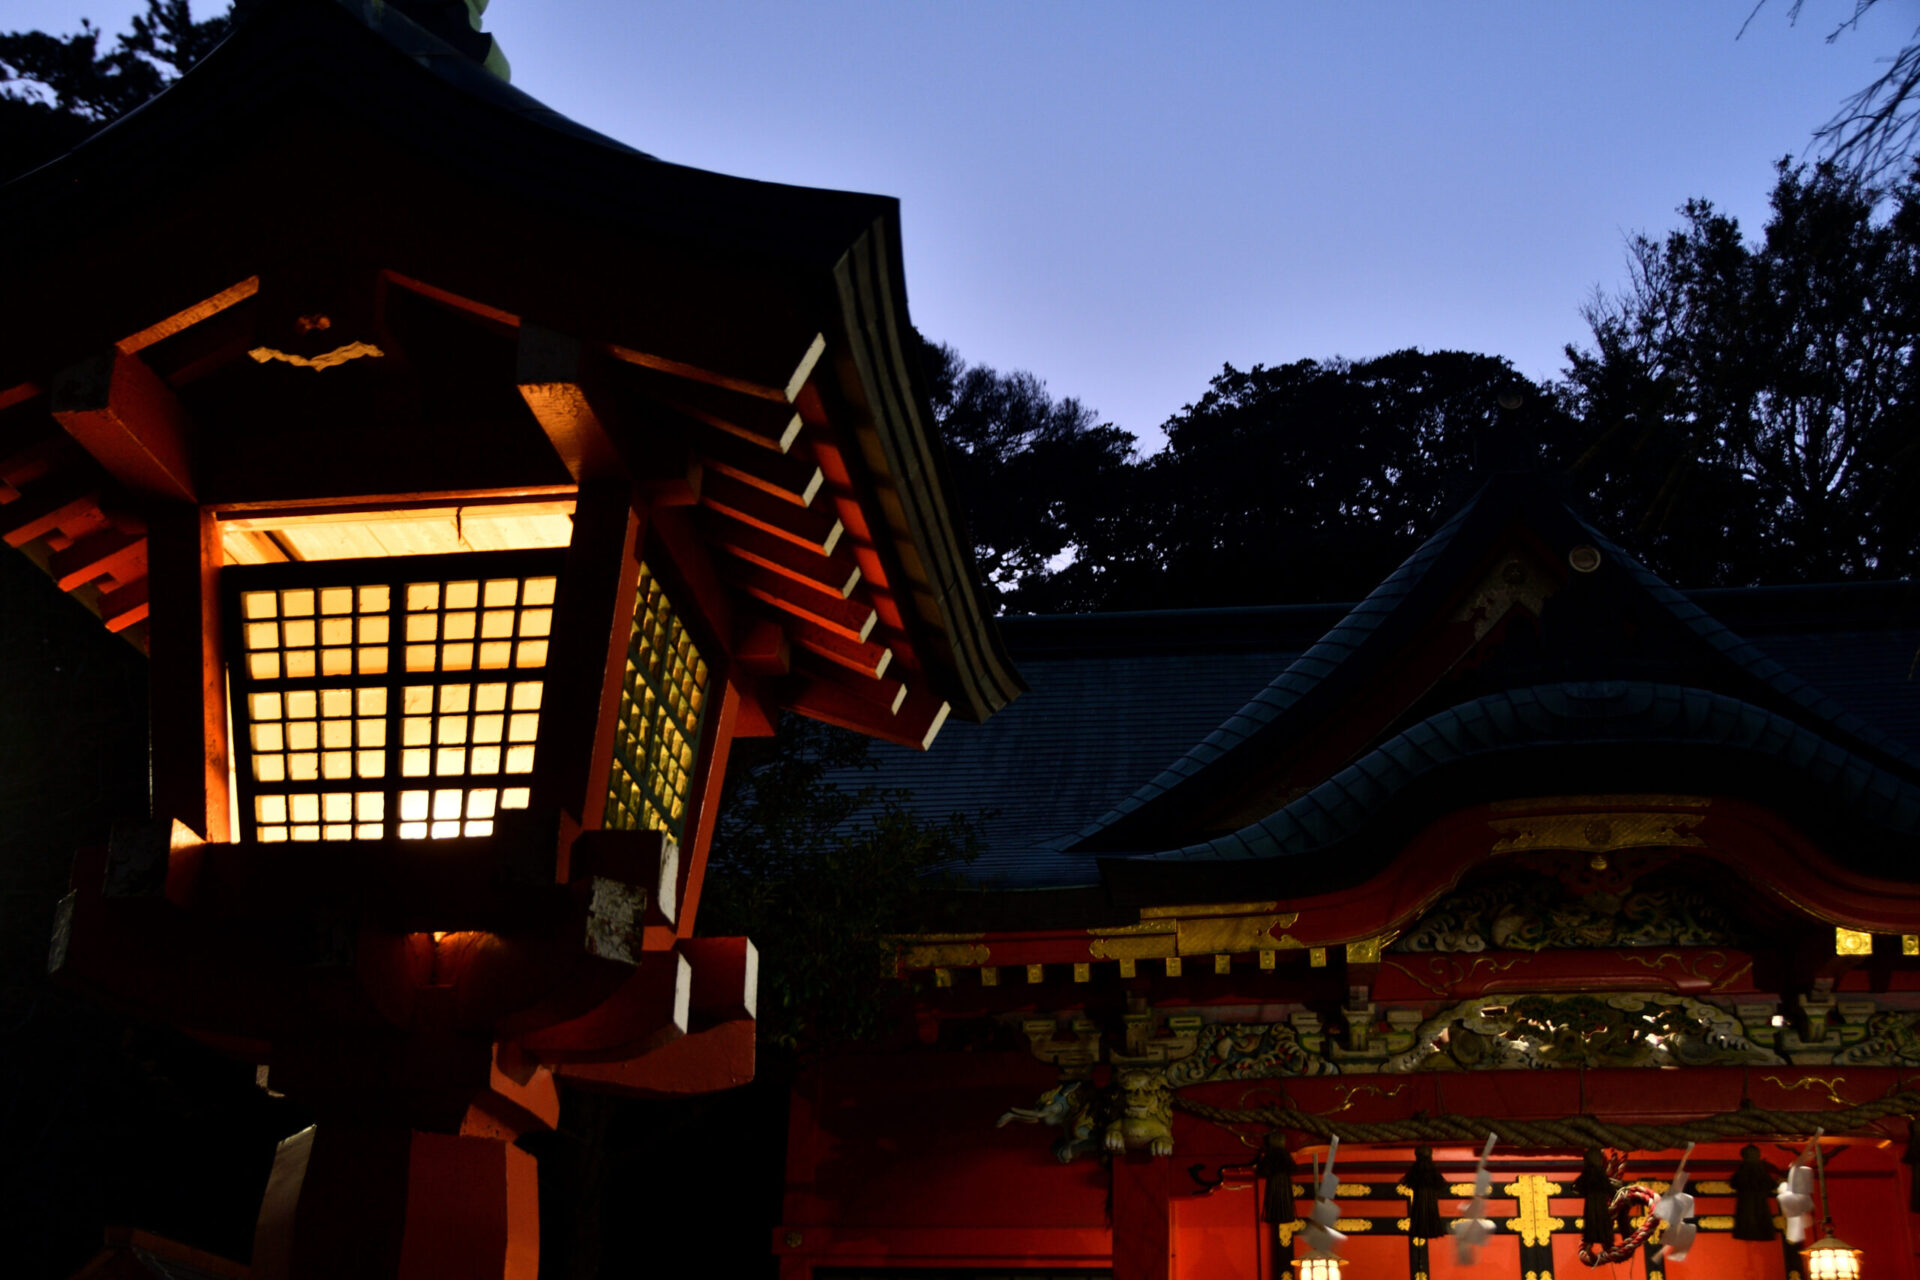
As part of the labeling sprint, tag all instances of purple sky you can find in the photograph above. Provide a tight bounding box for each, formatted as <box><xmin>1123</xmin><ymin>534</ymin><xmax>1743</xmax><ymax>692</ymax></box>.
<box><xmin>11</xmin><ymin>1</ymin><xmax>1912</xmax><ymax>447</ymax></box>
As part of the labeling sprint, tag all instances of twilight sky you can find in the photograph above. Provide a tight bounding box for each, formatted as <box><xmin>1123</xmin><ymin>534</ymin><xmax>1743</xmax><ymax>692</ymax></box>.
<box><xmin>12</xmin><ymin>1</ymin><xmax>1912</xmax><ymax>446</ymax></box>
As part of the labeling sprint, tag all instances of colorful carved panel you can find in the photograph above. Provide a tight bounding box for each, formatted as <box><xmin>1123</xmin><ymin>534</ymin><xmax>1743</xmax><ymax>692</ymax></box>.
<box><xmin>1395</xmin><ymin>863</ymin><xmax>1742</xmax><ymax>953</ymax></box>
<box><xmin>1382</xmin><ymin>993</ymin><xmax>1781</xmax><ymax>1072</ymax></box>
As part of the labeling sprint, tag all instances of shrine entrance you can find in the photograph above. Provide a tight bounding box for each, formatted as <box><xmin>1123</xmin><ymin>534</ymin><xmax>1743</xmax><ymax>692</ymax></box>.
<box><xmin>1172</xmin><ymin>1140</ymin><xmax>1908</xmax><ymax>1280</ymax></box>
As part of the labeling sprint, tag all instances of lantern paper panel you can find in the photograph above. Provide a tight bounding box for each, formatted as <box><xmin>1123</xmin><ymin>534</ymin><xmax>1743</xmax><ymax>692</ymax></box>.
<box><xmin>230</xmin><ymin>552</ymin><xmax>560</xmax><ymax>842</ymax></box>
<box><xmin>603</xmin><ymin>561</ymin><xmax>708</xmax><ymax>840</ymax></box>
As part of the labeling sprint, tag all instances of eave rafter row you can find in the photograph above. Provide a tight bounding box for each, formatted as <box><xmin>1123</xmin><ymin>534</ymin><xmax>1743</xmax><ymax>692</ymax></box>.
<box><xmin>1</xmin><ymin>268</ymin><xmax>942</xmax><ymax>744</ymax></box>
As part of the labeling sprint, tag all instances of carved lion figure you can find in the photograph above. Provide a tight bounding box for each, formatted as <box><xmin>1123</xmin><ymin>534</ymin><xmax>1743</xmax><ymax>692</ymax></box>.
<box><xmin>1105</xmin><ymin>1067</ymin><xmax>1174</xmax><ymax>1156</ymax></box>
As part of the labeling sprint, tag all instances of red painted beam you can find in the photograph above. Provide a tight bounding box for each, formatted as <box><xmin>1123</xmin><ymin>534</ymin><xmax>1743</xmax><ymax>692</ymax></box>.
<box><xmin>51</xmin><ymin>349</ymin><xmax>196</xmax><ymax>502</ymax></box>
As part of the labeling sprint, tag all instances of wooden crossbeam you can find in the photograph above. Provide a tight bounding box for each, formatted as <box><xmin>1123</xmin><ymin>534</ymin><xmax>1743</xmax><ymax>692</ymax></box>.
<box><xmin>516</xmin><ymin>326</ymin><xmax>626</xmax><ymax>485</ymax></box>
<box><xmin>733</xmin><ymin>618</ymin><xmax>791</xmax><ymax>677</ymax></box>
<box><xmin>724</xmin><ymin>560</ymin><xmax>876</xmax><ymax>642</ymax></box>
<box><xmin>702</xmin><ymin>510</ymin><xmax>860</xmax><ymax>597</ymax></box>
<box><xmin>114</xmin><ymin>277</ymin><xmax>260</xmax><ymax>355</ymax></box>
<box><xmin>51</xmin><ymin>350</ymin><xmax>196</xmax><ymax>502</ymax></box>
<box><xmin>694</xmin><ymin>425</ymin><xmax>822</xmax><ymax>504</ymax></box>
<box><xmin>382</xmin><ymin>270</ymin><xmax>519</xmax><ymax>328</ymax></box>
<box><xmin>700</xmin><ymin>472</ymin><xmax>841</xmax><ymax>556</ymax></box>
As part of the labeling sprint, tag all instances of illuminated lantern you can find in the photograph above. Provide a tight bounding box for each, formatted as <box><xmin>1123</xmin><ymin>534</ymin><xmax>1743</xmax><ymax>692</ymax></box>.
<box><xmin>1296</xmin><ymin>1248</ymin><xmax>1345</xmax><ymax>1280</ymax></box>
<box><xmin>4</xmin><ymin>1</ymin><xmax>1017</xmax><ymax>1277</ymax></box>
<box><xmin>1806</xmin><ymin>1235</ymin><xmax>1864</xmax><ymax>1280</ymax></box>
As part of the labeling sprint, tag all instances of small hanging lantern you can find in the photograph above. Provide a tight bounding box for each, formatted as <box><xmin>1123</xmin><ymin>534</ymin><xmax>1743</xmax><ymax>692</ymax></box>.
<box><xmin>1299</xmin><ymin>1137</ymin><xmax>1348</xmax><ymax>1278</ymax></box>
<box><xmin>1805</xmin><ymin>1234</ymin><xmax>1863</xmax><ymax>1280</ymax></box>
<box><xmin>1803</xmin><ymin>1130</ymin><xmax>1863</xmax><ymax>1279</ymax></box>
<box><xmin>1295</xmin><ymin>1247</ymin><xmax>1344</xmax><ymax>1280</ymax></box>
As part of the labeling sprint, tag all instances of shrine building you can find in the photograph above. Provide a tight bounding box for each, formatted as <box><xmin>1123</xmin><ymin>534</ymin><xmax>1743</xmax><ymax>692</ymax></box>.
<box><xmin>780</xmin><ymin>477</ymin><xmax>1920</xmax><ymax>1280</ymax></box>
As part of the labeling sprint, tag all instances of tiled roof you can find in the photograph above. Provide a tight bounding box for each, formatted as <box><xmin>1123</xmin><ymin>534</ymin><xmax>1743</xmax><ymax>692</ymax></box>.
<box><xmin>844</xmin><ymin>488</ymin><xmax>1920</xmax><ymax>892</ymax></box>
<box><xmin>1139</xmin><ymin>681</ymin><xmax>1920</xmax><ymax>865</ymax></box>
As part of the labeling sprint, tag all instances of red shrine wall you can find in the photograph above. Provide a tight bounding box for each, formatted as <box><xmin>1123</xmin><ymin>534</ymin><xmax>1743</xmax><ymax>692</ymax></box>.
<box><xmin>779</xmin><ymin>1050</ymin><xmax>1920</xmax><ymax>1279</ymax></box>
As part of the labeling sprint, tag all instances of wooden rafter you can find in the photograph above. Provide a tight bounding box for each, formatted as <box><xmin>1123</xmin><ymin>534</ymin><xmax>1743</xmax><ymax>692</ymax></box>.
<box><xmin>612</xmin><ymin>359</ymin><xmax>805</xmax><ymax>451</ymax></box>
<box><xmin>609</xmin><ymin>330</ymin><xmax>824</xmax><ymax>409</ymax></box>
<box><xmin>694</xmin><ymin>426</ymin><xmax>822</xmax><ymax>505</ymax></box>
<box><xmin>700</xmin><ymin>472</ymin><xmax>841</xmax><ymax>557</ymax></box>
<box><xmin>724</xmin><ymin>560</ymin><xmax>876</xmax><ymax>643</ymax></box>
<box><xmin>114</xmin><ymin>277</ymin><xmax>260</xmax><ymax>355</ymax></box>
<box><xmin>702</xmin><ymin>511</ymin><xmax>861</xmax><ymax>598</ymax></box>
<box><xmin>785</xmin><ymin>618</ymin><xmax>892</xmax><ymax>680</ymax></box>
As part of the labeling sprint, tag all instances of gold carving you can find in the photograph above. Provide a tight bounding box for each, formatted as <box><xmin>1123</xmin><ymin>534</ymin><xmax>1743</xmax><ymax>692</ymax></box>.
<box><xmin>1384</xmin><ymin>954</ymin><xmax>1527</xmax><ymax>995</ymax></box>
<box><xmin>1505</xmin><ymin>1175</ymin><xmax>1565</xmax><ymax>1246</ymax></box>
<box><xmin>1276</xmin><ymin>1221</ymin><xmax>1299</xmax><ymax>1247</ymax></box>
<box><xmin>1319</xmin><ymin>1083</ymin><xmax>1406</xmax><ymax>1115</ymax></box>
<box><xmin>1333</xmin><ymin>1218</ymin><xmax>1372</xmax><ymax>1233</ymax></box>
<box><xmin>1142</xmin><ymin>901</ymin><xmax>1292</xmax><ymax>920</ymax></box>
<box><xmin>1762</xmin><ymin>1074</ymin><xmax>1852</xmax><ymax>1105</ymax></box>
<box><xmin>1073</xmin><ymin>962</ymin><xmax>1090</xmax><ymax>983</ymax></box>
<box><xmin>1346</xmin><ymin>935</ymin><xmax>1384</xmax><ymax>964</ymax></box>
<box><xmin>1088</xmin><ymin>933</ymin><xmax>1176</xmax><ymax>961</ymax></box>
<box><xmin>1092</xmin><ymin>907</ymin><xmax>1300</xmax><ymax>959</ymax></box>
<box><xmin>1489</xmin><ymin>794</ymin><xmax>1711</xmax><ymax>813</ymax></box>
<box><xmin>932</xmin><ymin>968</ymin><xmax>952</xmax><ymax>988</ymax></box>
<box><xmin>248</xmin><ymin>341</ymin><xmax>385</xmax><ymax>370</ymax></box>
<box><xmin>1711</xmin><ymin>959</ymin><xmax>1754</xmax><ymax>992</ymax></box>
<box><xmin>1698</xmin><ymin>1215</ymin><xmax>1735</xmax><ymax>1230</ymax></box>
<box><xmin>1309</xmin><ymin>948</ymin><xmax>1328</xmax><ymax>968</ymax></box>
<box><xmin>1835</xmin><ymin>928</ymin><xmax>1873</xmax><ymax>956</ymax></box>
<box><xmin>1489</xmin><ymin>811</ymin><xmax>1705</xmax><ymax>854</ymax></box>
<box><xmin>1178</xmin><ymin>913</ymin><xmax>1297</xmax><ymax>955</ymax></box>
<box><xmin>1026</xmin><ymin>963</ymin><xmax>1044</xmax><ymax>984</ymax></box>
<box><xmin>1090</xmin><ymin>919</ymin><xmax>1178</xmax><ymax>937</ymax></box>
<box><xmin>981</xmin><ymin>966</ymin><xmax>999</xmax><ymax>987</ymax></box>
<box><xmin>1695</xmin><ymin>1182</ymin><xmax>1734</xmax><ymax>1196</ymax></box>
<box><xmin>901</xmin><ymin>942</ymin><xmax>989</xmax><ymax>969</ymax></box>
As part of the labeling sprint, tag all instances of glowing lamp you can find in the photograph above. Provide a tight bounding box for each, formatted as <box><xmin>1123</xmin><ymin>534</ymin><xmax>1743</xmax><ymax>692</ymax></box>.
<box><xmin>1296</xmin><ymin>1249</ymin><xmax>1344</xmax><ymax>1280</ymax></box>
<box><xmin>1806</xmin><ymin>1234</ymin><xmax>1863</xmax><ymax>1279</ymax></box>
<box><xmin>13</xmin><ymin>2</ymin><xmax>1015</xmax><ymax>1276</ymax></box>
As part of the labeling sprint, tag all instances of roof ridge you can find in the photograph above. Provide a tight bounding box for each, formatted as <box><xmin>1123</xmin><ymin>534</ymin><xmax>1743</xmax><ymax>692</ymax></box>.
<box><xmin>1065</xmin><ymin>486</ymin><xmax>1487</xmax><ymax>846</ymax></box>
<box><xmin>1113</xmin><ymin>680</ymin><xmax>1920</xmax><ymax>873</ymax></box>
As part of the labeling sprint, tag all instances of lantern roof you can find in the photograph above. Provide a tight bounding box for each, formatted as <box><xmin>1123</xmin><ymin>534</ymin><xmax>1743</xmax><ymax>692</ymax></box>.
<box><xmin>0</xmin><ymin>0</ymin><xmax>1021</xmax><ymax>741</ymax></box>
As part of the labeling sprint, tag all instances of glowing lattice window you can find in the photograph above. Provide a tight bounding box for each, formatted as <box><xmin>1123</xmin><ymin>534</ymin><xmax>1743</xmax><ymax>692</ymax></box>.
<box><xmin>229</xmin><ymin>552</ymin><xmax>561</xmax><ymax>843</ymax></box>
<box><xmin>603</xmin><ymin>562</ymin><xmax>708</xmax><ymax>839</ymax></box>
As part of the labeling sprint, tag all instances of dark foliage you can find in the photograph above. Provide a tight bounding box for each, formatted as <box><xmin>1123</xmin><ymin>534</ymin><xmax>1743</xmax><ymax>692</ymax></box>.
<box><xmin>919</xmin><ymin>337</ymin><xmax>1143</xmax><ymax>614</ymax></box>
<box><xmin>1565</xmin><ymin>161</ymin><xmax>1920</xmax><ymax>585</ymax></box>
<box><xmin>1133</xmin><ymin>350</ymin><xmax>1570</xmax><ymax>606</ymax></box>
<box><xmin>698</xmin><ymin>715</ymin><xmax>982</xmax><ymax>1053</ymax></box>
<box><xmin>0</xmin><ymin>1</ymin><xmax>230</xmax><ymax>182</ymax></box>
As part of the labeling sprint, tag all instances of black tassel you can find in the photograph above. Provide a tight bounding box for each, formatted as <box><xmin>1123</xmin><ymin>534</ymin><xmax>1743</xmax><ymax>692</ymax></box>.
<box><xmin>1731</xmin><ymin>1143</ymin><xmax>1779</xmax><ymax>1242</ymax></box>
<box><xmin>1257</xmin><ymin>1138</ymin><xmax>1297</xmax><ymax>1225</ymax></box>
<box><xmin>1403</xmin><ymin>1145</ymin><xmax>1449</xmax><ymax>1240</ymax></box>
